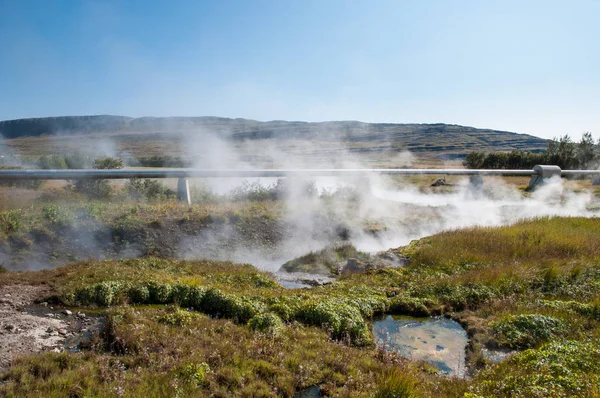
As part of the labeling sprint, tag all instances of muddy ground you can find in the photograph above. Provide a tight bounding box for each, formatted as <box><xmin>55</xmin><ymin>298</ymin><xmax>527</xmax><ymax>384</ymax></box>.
<box><xmin>0</xmin><ymin>285</ymin><xmax>102</xmax><ymax>374</ymax></box>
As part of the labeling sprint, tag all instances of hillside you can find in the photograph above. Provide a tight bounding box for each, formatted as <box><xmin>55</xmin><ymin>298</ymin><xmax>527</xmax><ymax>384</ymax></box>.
<box><xmin>0</xmin><ymin>115</ymin><xmax>548</xmax><ymax>161</ymax></box>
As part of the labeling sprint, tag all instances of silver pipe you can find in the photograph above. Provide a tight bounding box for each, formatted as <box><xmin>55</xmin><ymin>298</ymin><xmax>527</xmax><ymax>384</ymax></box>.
<box><xmin>0</xmin><ymin>168</ymin><xmax>540</xmax><ymax>180</ymax></box>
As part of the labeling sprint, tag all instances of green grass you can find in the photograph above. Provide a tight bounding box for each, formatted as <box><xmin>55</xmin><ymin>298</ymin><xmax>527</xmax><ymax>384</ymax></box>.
<box><xmin>2</xmin><ymin>216</ymin><xmax>600</xmax><ymax>396</ymax></box>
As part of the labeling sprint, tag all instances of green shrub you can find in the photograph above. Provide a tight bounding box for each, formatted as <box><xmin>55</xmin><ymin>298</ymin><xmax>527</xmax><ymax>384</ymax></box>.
<box><xmin>158</xmin><ymin>309</ymin><xmax>198</xmax><ymax>326</ymax></box>
<box><xmin>248</xmin><ymin>313</ymin><xmax>284</xmax><ymax>336</ymax></box>
<box><xmin>37</xmin><ymin>154</ymin><xmax>68</xmax><ymax>170</ymax></box>
<box><xmin>42</xmin><ymin>205</ymin><xmax>73</xmax><ymax>227</ymax></box>
<box><xmin>179</xmin><ymin>362</ymin><xmax>210</xmax><ymax>387</ymax></box>
<box><xmin>128</xmin><ymin>285</ymin><xmax>150</xmax><ymax>304</ymax></box>
<box><xmin>125</xmin><ymin>178</ymin><xmax>175</xmax><ymax>201</ymax></box>
<box><xmin>0</xmin><ymin>209</ymin><xmax>24</xmax><ymax>234</ymax></box>
<box><xmin>200</xmin><ymin>288</ymin><xmax>265</xmax><ymax>323</ymax></box>
<box><xmin>297</xmin><ymin>298</ymin><xmax>370</xmax><ymax>345</ymax></box>
<box><xmin>147</xmin><ymin>282</ymin><xmax>173</xmax><ymax>304</ymax></box>
<box><xmin>0</xmin><ymin>265</ymin><xmax>7</xmax><ymax>273</ymax></box>
<box><xmin>491</xmin><ymin>314</ymin><xmax>567</xmax><ymax>349</ymax></box>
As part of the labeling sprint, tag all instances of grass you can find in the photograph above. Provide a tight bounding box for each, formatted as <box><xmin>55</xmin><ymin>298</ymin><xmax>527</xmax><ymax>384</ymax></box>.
<box><xmin>1</xmin><ymin>214</ymin><xmax>600</xmax><ymax>396</ymax></box>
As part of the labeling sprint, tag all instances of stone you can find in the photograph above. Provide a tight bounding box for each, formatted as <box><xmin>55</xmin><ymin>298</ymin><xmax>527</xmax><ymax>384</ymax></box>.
<box><xmin>46</xmin><ymin>327</ymin><xmax>54</xmax><ymax>333</ymax></box>
<box><xmin>57</xmin><ymin>329</ymin><xmax>68</xmax><ymax>336</ymax></box>
<box><xmin>4</xmin><ymin>324</ymin><xmax>15</xmax><ymax>331</ymax></box>
<box><xmin>62</xmin><ymin>310</ymin><xmax>72</xmax><ymax>316</ymax></box>
<box><xmin>431</xmin><ymin>178</ymin><xmax>446</xmax><ymax>187</ymax></box>
<box><xmin>40</xmin><ymin>302</ymin><xmax>48</xmax><ymax>307</ymax></box>
<box><xmin>77</xmin><ymin>312</ymin><xmax>86</xmax><ymax>318</ymax></box>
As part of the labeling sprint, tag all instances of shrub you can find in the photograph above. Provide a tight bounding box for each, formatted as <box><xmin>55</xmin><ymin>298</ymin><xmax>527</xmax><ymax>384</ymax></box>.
<box><xmin>42</xmin><ymin>205</ymin><xmax>73</xmax><ymax>227</ymax></box>
<box><xmin>0</xmin><ymin>209</ymin><xmax>24</xmax><ymax>234</ymax></box>
<box><xmin>37</xmin><ymin>154</ymin><xmax>67</xmax><ymax>170</ymax></box>
<box><xmin>0</xmin><ymin>265</ymin><xmax>7</xmax><ymax>273</ymax></box>
<box><xmin>491</xmin><ymin>314</ymin><xmax>567</xmax><ymax>349</ymax></box>
<box><xmin>179</xmin><ymin>362</ymin><xmax>210</xmax><ymax>387</ymax></box>
<box><xmin>146</xmin><ymin>282</ymin><xmax>173</xmax><ymax>304</ymax></box>
<box><xmin>297</xmin><ymin>298</ymin><xmax>370</xmax><ymax>345</ymax></box>
<box><xmin>158</xmin><ymin>308</ymin><xmax>198</xmax><ymax>326</ymax></box>
<box><xmin>200</xmin><ymin>288</ymin><xmax>265</xmax><ymax>323</ymax></box>
<box><xmin>248</xmin><ymin>313</ymin><xmax>284</xmax><ymax>336</ymax></box>
<box><xmin>128</xmin><ymin>285</ymin><xmax>151</xmax><ymax>304</ymax></box>
<box><xmin>125</xmin><ymin>178</ymin><xmax>174</xmax><ymax>201</ymax></box>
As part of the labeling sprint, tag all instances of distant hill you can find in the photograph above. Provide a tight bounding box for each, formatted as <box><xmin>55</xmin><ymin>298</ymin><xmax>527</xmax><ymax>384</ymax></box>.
<box><xmin>0</xmin><ymin>115</ymin><xmax>548</xmax><ymax>160</ymax></box>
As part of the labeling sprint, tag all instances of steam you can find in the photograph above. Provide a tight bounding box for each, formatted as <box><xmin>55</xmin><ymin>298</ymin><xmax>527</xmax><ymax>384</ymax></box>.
<box><xmin>174</xmin><ymin>131</ymin><xmax>599</xmax><ymax>272</ymax></box>
<box><xmin>4</xmin><ymin>126</ymin><xmax>598</xmax><ymax>273</ymax></box>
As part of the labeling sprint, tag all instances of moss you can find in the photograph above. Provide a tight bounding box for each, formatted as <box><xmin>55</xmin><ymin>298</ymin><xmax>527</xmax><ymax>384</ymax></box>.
<box><xmin>491</xmin><ymin>314</ymin><xmax>567</xmax><ymax>349</ymax></box>
<box><xmin>470</xmin><ymin>340</ymin><xmax>600</xmax><ymax>397</ymax></box>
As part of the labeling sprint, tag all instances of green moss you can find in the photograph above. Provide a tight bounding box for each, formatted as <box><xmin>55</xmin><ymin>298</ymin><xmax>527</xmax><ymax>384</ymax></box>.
<box><xmin>470</xmin><ymin>340</ymin><xmax>600</xmax><ymax>397</ymax></box>
<box><xmin>491</xmin><ymin>314</ymin><xmax>567</xmax><ymax>349</ymax></box>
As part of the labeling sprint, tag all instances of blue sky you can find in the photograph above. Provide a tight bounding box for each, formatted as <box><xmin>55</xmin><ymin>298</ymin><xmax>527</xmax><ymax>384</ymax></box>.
<box><xmin>0</xmin><ymin>0</ymin><xmax>598</xmax><ymax>140</ymax></box>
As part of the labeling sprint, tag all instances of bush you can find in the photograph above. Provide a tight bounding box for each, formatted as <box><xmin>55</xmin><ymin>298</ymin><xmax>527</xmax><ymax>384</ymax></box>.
<box><xmin>0</xmin><ymin>265</ymin><xmax>7</xmax><ymax>273</ymax></box>
<box><xmin>0</xmin><ymin>209</ymin><xmax>24</xmax><ymax>234</ymax></box>
<box><xmin>42</xmin><ymin>205</ymin><xmax>73</xmax><ymax>227</ymax></box>
<box><xmin>158</xmin><ymin>308</ymin><xmax>198</xmax><ymax>326</ymax></box>
<box><xmin>125</xmin><ymin>178</ymin><xmax>174</xmax><ymax>201</ymax></box>
<box><xmin>37</xmin><ymin>154</ymin><xmax>67</xmax><ymax>170</ymax></box>
<box><xmin>200</xmin><ymin>288</ymin><xmax>265</xmax><ymax>323</ymax></box>
<box><xmin>297</xmin><ymin>298</ymin><xmax>371</xmax><ymax>345</ymax></box>
<box><xmin>179</xmin><ymin>362</ymin><xmax>210</xmax><ymax>387</ymax></box>
<box><xmin>69</xmin><ymin>157</ymin><xmax>123</xmax><ymax>199</ymax></box>
<box><xmin>248</xmin><ymin>313</ymin><xmax>284</xmax><ymax>336</ymax></box>
<box><xmin>146</xmin><ymin>282</ymin><xmax>173</xmax><ymax>304</ymax></box>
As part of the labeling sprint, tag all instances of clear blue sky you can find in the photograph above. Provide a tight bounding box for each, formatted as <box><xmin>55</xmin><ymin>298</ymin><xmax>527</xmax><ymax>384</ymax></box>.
<box><xmin>1</xmin><ymin>0</ymin><xmax>598</xmax><ymax>140</ymax></box>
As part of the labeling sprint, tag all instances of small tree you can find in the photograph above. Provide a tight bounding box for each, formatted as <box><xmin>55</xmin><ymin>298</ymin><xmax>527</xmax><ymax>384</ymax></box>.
<box><xmin>576</xmin><ymin>132</ymin><xmax>597</xmax><ymax>169</ymax></box>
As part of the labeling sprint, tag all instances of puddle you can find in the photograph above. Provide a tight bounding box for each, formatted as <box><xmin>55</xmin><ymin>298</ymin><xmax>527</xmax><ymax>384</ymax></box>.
<box><xmin>293</xmin><ymin>385</ymin><xmax>320</xmax><ymax>398</ymax></box>
<box><xmin>275</xmin><ymin>272</ymin><xmax>335</xmax><ymax>289</ymax></box>
<box><xmin>373</xmin><ymin>315</ymin><xmax>468</xmax><ymax>378</ymax></box>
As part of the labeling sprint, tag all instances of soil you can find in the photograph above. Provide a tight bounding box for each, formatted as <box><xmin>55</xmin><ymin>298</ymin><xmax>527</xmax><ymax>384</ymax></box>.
<box><xmin>0</xmin><ymin>285</ymin><xmax>103</xmax><ymax>374</ymax></box>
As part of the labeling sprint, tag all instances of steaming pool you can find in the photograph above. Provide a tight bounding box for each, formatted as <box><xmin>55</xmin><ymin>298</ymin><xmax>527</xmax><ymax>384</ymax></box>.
<box><xmin>373</xmin><ymin>315</ymin><xmax>469</xmax><ymax>378</ymax></box>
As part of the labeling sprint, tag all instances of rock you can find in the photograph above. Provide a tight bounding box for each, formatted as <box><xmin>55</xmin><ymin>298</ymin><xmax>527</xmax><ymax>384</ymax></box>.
<box><xmin>4</xmin><ymin>294</ymin><xmax>11</xmax><ymax>298</ymax></box>
<box><xmin>341</xmin><ymin>258</ymin><xmax>369</xmax><ymax>275</ymax></box>
<box><xmin>431</xmin><ymin>178</ymin><xmax>446</xmax><ymax>187</ymax></box>
<box><xmin>4</xmin><ymin>324</ymin><xmax>15</xmax><ymax>331</ymax></box>
<box><xmin>62</xmin><ymin>310</ymin><xmax>72</xmax><ymax>316</ymax></box>
<box><xmin>52</xmin><ymin>347</ymin><xmax>61</xmax><ymax>353</ymax></box>
<box><xmin>46</xmin><ymin>313</ymin><xmax>55</xmax><ymax>318</ymax></box>
<box><xmin>77</xmin><ymin>312</ymin><xmax>86</xmax><ymax>318</ymax></box>
<box><xmin>0</xmin><ymin>298</ymin><xmax>13</xmax><ymax>305</ymax></box>
<box><xmin>40</xmin><ymin>302</ymin><xmax>48</xmax><ymax>307</ymax></box>
<box><xmin>46</xmin><ymin>327</ymin><xmax>54</xmax><ymax>333</ymax></box>
<box><xmin>57</xmin><ymin>329</ymin><xmax>68</xmax><ymax>336</ymax></box>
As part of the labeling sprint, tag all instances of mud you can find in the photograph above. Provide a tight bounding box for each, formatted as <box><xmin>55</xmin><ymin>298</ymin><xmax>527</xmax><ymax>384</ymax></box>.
<box><xmin>0</xmin><ymin>285</ymin><xmax>103</xmax><ymax>374</ymax></box>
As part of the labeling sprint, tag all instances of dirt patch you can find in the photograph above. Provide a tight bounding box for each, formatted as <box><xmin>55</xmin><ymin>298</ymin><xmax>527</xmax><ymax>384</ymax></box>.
<box><xmin>0</xmin><ymin>285</ymin><xmax>102</xmax><ymax>374</ymax></box>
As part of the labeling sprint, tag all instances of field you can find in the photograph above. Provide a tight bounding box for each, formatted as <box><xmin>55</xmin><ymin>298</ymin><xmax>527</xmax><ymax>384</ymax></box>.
<box><xmin>0</xmin><ymin>123</ymin><xmax>599</xmax><ymax>397</ymax></box>
<box><xmin>0</xmin><ymin>166</ymin><xmax>598</xmax><ymax>397</ymax></box>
